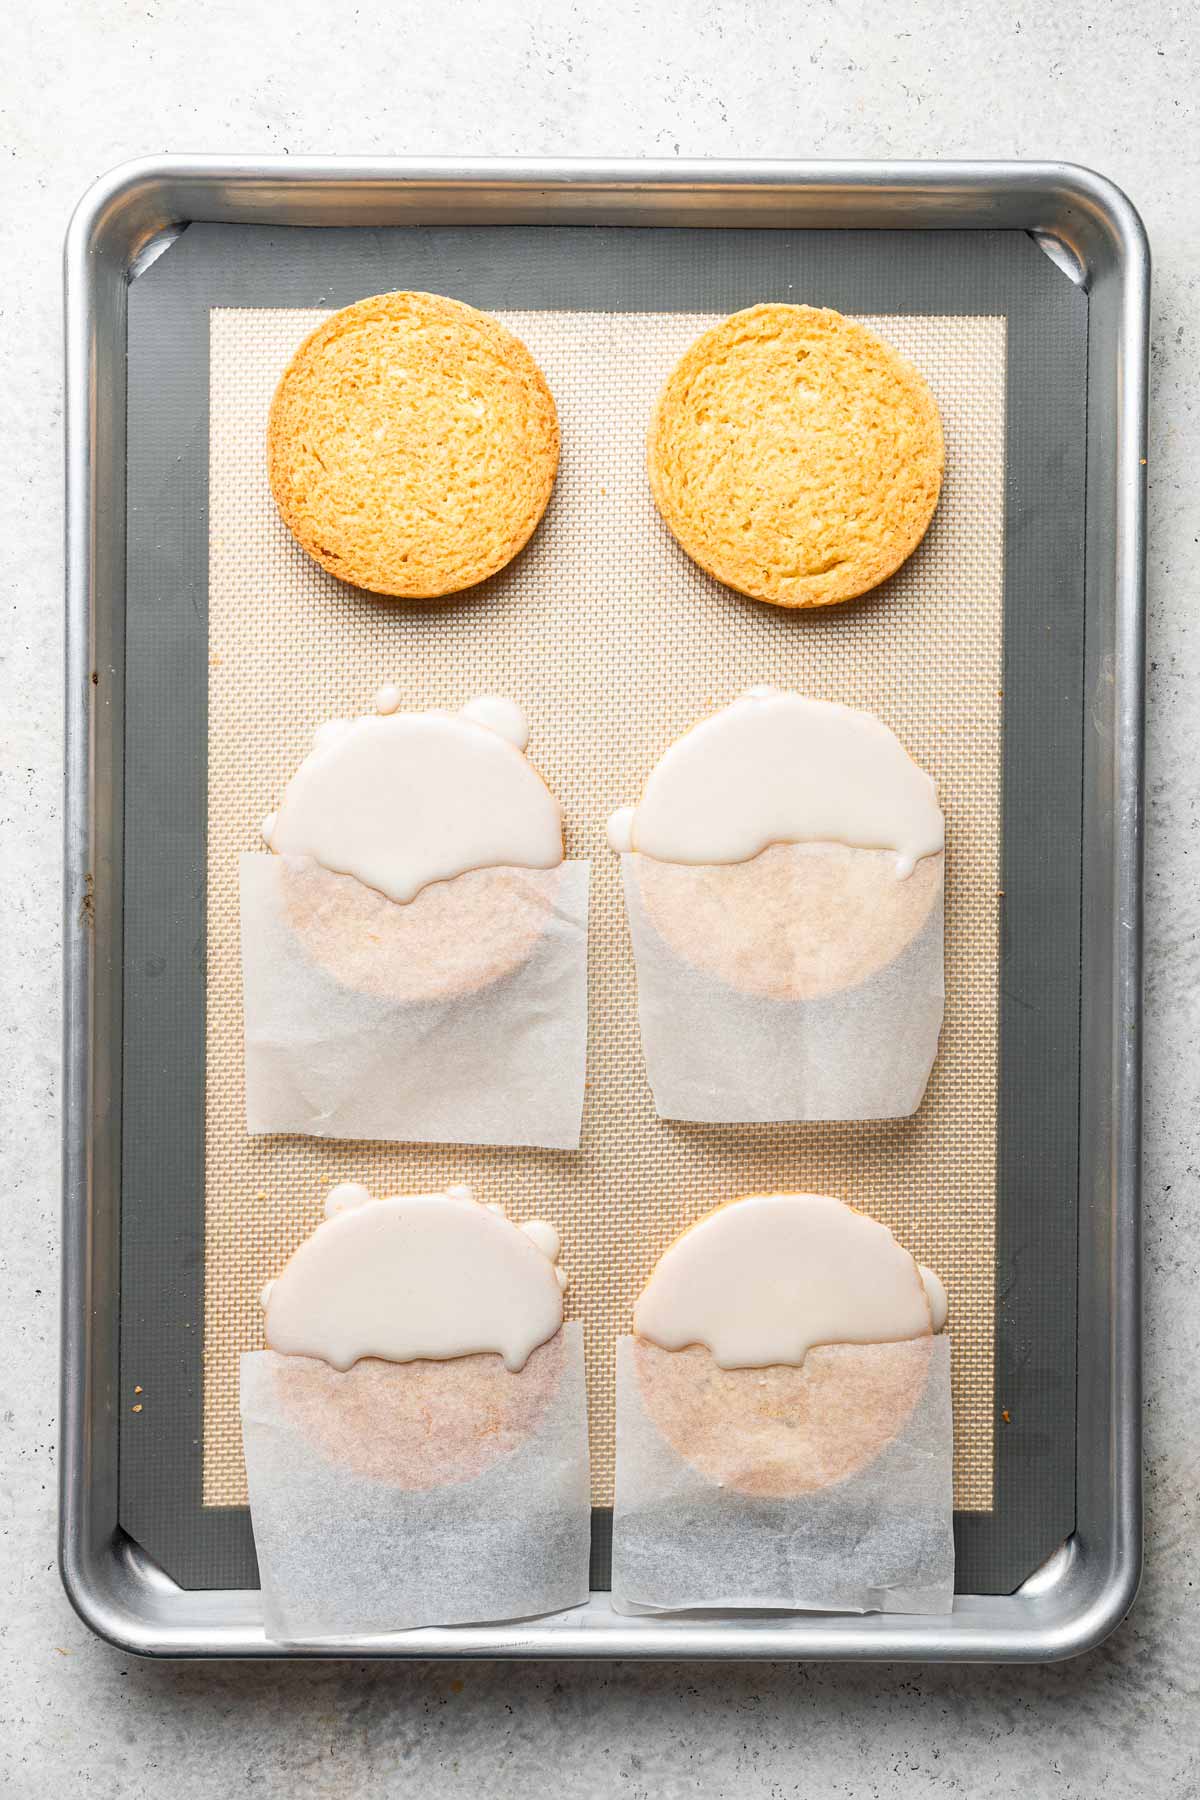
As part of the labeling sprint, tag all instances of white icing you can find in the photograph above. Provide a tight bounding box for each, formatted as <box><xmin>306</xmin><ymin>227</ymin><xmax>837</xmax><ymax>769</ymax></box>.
<box><xmin>324</xmin><ymin>1181</ymin><xmax>372</xmax><ymax>1217</ymax></box>
<box><xmin>919</xmin><ymin>1265</ymin><xmax>948</xmax><ymax>1332</ymax></box>
<box><xmin>459</xmin><ymin>694</ymin><xmax>530</xmax><ymax>749</ymax></box>
<box><xmin>260</xmin><ymin>811</ymin><xmax>278</xmax><ymax>847</ymax></box>
<box><xmin>634</xmin><ymin>1192</ymin><xmax>940</xmax><ymax>1369</ymax></box>
<box><xmin>608</xmin><ymin>689</ymin><xmax>943</xmax><ymax>879</ymax></box>
<box><xmin>520</xmin><ymin>1218</ymin><xmax>561</xmax><ymax>1261</ymax></box>
<box><xmin>314</xmin><ymin>718</ymin><xmax>352</xmax><ymax>750</ymax></box>
<box><xmin>264</xmin><ymin>1186</ymin><xmax>564</xmax><ymax>1372</ymax></box>
<box><xmin>374</xmin><ymin>683</ymin><xmax>401</xmax><ymax>716</ymax></box>
<box><xmin>606</xmin><ymin>806</ymin><xmax>635</xmax><ymax>854</ymax></box>
<box><xmin>266</xmin><ymin>697</ymin><xmax>562</xmax><ymax>904</ymax></box>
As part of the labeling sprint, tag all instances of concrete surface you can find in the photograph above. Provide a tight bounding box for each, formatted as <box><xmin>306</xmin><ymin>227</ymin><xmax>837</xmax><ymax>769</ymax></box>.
<box><xmin>2</xmin><ymin>1</ymin><xmax>1197</xmax><ymax>1794</ymax></box>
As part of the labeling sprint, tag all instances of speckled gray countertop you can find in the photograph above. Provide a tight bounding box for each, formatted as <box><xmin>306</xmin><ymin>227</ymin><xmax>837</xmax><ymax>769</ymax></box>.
<box><xmin>2</xmin><ymin>2</ymin><xmax>1197</xmax><ymax>1794</ymax></box>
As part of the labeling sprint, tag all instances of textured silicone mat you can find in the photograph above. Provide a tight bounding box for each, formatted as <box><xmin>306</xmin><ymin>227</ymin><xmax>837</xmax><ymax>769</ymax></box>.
<box><xmin>203</xmin><ymin>304</ymin><xmax>1004</xmax><ymax>1514</ymax></box>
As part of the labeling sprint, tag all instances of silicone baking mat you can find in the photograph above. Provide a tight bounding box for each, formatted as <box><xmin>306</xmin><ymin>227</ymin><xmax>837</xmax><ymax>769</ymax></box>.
<box><xmin>206</xmin><ymin>303</ymin><xmax>1002</xmax><ymax>1511</ymax></box>
<box><xmin>118</xmin><ymin>225</ymin><xmax>1088</xmax><ymax>1593</ymax></box>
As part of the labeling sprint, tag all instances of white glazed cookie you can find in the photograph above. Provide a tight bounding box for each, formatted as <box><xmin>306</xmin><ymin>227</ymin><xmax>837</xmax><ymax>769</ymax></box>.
<box><xmin>610</xmin><ymin>688</ymin><xmax>944</xmax><ymax>1000</ymax></box>
<box><xmin>263</xmin><ymin>691</ymin><xmax>566</xmax><ymax>1002</ymax></box>
<box><xmin>262</xmin><ymin>1184</ymin><xmax>572</xmax><ymax>1491</ymax></box>
<box><xmin>633</xmin><ymin>1194</ymin><xmax>946</xmax><ymax>1498</ymax></box>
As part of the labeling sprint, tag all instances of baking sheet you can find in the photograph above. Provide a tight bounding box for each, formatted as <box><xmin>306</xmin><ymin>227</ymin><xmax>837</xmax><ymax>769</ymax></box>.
<box><xmin>117</xmin><ymin>223</ymin><xmax>1087</xmax><ymax>1595</ymax></box>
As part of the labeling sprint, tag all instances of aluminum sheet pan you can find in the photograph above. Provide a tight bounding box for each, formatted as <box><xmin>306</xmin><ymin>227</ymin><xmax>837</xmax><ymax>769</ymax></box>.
<box><xmin>61</xmin><ymin>158</ymin><xmax>1147</xmax><ymax>1661</ymax></box>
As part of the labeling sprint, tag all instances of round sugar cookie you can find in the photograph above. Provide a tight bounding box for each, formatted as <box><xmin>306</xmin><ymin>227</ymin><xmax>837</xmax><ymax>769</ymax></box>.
<box><xmin>633</xmin><ymin>841</ymin><xmax>944</xmax><ymax>1001</ymax></box>
<box><xmin>270</xmin><ymin>1328</ymin><xmax>566</xmax><ymax>1491</ymax></box>
<box><xmin>280</xmin><ymin>858</ymin><xmax>561</xmax><ymax>1004</ymax></box>
<box><xmin>633</xmin><ymin>1335</ymin><xmax>934</xmax><ymax>1499</ymax></box>
<box><xmin>647</xmin><ymin>304</ymin><xmax>944</xmax><ymax>608</ymax></box>
<box><xmin>267</xmin><ymin>291</ymin><xmax>559</xmax><ymax>598</ymax></box>
<box><xmin>631</xmin><ymin>1193</ymin><xmax>941</xmax><ymax>1497</ymax></box>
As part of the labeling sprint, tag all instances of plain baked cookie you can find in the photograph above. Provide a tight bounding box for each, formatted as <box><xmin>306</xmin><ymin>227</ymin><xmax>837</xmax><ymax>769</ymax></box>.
<box><xmin>267</xmin><ymin>292</ymin><xmax>560</xmax><ymax>598</ymax></box>
<box><xmin>647</xmin><ymin>304</ymin><xmax>944</xmax><ymax>609</ymax></box>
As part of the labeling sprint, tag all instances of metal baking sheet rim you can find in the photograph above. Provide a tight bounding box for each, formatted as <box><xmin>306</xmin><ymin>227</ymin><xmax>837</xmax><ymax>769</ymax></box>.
<box><xmin>61</xmin><ymin>157</ymin><xmax>1147</xmax><ymax>1663</ymax></box>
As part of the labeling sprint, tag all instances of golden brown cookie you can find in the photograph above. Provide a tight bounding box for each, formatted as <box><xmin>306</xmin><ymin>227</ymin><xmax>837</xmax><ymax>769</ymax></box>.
<box><xmin>279</xmin><ymin>859</ymin><xmax>562</xmax><ymax>1004</ymax></box>
<box><xmin>267</xmin><ymin>292</ymin><xmax>559</xmax><ymax>598</ymax></box>
<box><xmin>632</xmin><ymin>842</ymin><xmax>944</xmax><ymax>1000</ymax></box>
<box><xmin>269</xmin><ymin>1328</ymin><xmax>566</xmax><ymax>1491</ymax></box>
<box><xmin>647</xmin><ymin>304</ymin><xmax>944</xmax><ymax>608</ymax></box>
<box><xmin>634</xmin><ymin>1335</ymin><xmax>933</xmax><ymax>1499</ymax></box>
